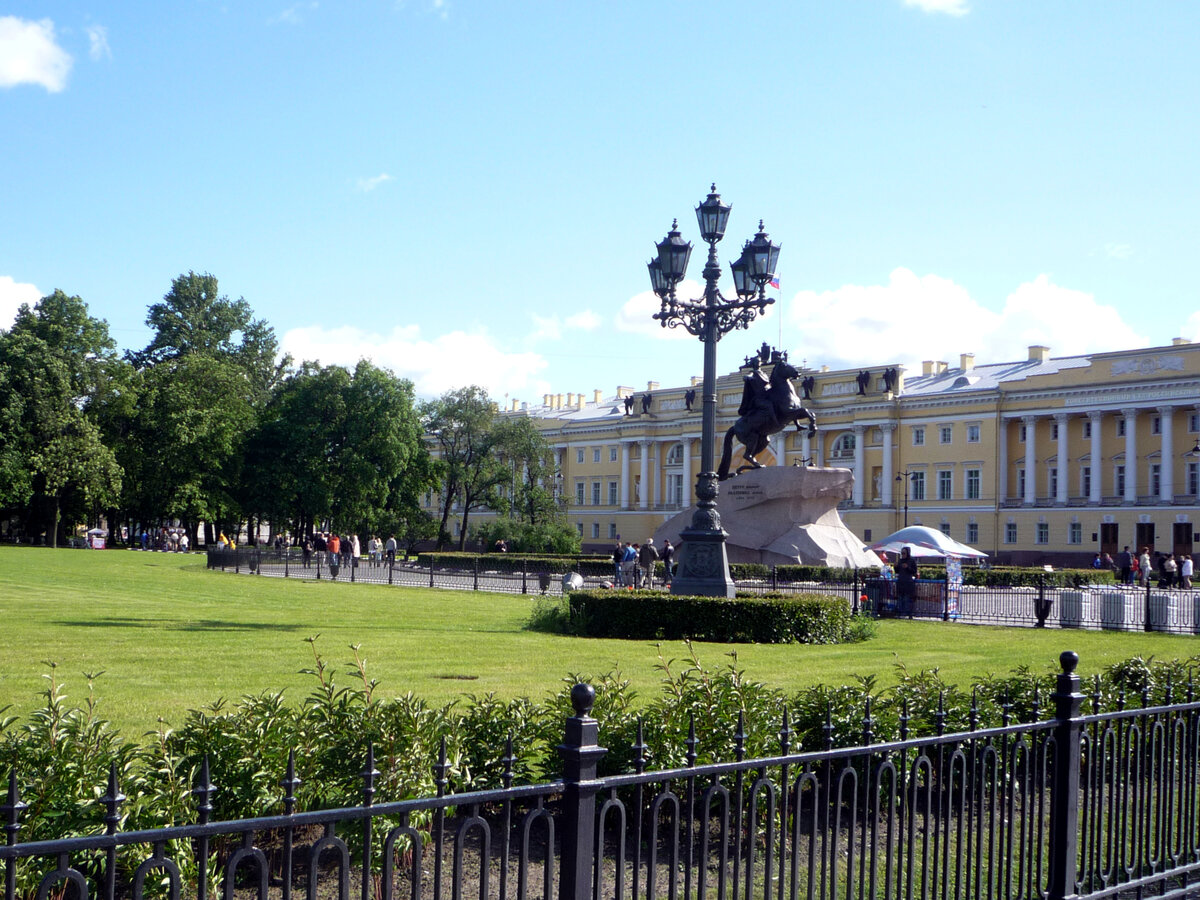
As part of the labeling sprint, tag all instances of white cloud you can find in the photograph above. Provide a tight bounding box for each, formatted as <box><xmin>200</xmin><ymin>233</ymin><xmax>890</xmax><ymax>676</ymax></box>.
<box><xmin>86</xmin><ymin>25</ymin><xmax>110</xmax><ymax>61</ymax></box>
<box><xmin>1104</xmin><ymin>242</ymin><xmax>1134</xmax><ymax>260</ymax></box>
<box><xmin>269</xmin><ymin>3</ymin><xmax>318</xmax><ymax>25</ymax></box>
<box><xmin>0</xmin><ymin>17</ymin><xmax>72</xmax><ymax>92</ymax></box>
<box><xmin>782</xmin><ymin>268</ymin><xmax>1147</xmax><ymax>372</ymax></box>
<box><xmin>356</xmin><ymin>173</ymin><xmax>393</xmax><ymax>192</ymax></box>
<box><xmin>615</xmin><ymin>279</ymin><xmax>779</xmax><ymax>340</ymax></box>
<box><xmin>0</xmin><ymin>276</ymin><xmax>41</xmax><ymax>329</ymax></box>
<box><xmin>279</xmin><ymin>323</ymin><xmax>550</xmax><ymax>399</ymax></box>
<box><xmin>530</xmin><ymin>309</ymin><xmax>602</xmax><ymax>342</ymax></box>
<box><xmin>903</xmin><ymin>0</ymin><xmax>969</xmax><ymax>15</ymax></box>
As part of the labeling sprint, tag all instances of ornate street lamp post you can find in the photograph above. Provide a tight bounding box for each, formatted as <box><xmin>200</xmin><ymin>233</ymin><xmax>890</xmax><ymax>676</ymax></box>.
<box><xmin>649</xmin><ymin>185</ymin><xmax>781</xmax><ymax>597</ymax></box>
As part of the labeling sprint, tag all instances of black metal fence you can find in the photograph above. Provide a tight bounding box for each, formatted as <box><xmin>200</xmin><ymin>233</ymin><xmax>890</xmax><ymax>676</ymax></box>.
<box><xmin>5</xmin><ymin>652</ymin><xmax>1200</xmax><ymax>900</ymax></box>
<box><xmin>207</xmin><ymin>548</ymin><xmax>1200</xmax><ymax>634</ymax></box>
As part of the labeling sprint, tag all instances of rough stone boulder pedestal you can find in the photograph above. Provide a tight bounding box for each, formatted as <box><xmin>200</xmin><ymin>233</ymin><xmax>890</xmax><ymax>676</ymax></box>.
<box><xmin>654</xmin><ymin>466</ymin><xmax>878</xmax><ymax>568</ymax></box>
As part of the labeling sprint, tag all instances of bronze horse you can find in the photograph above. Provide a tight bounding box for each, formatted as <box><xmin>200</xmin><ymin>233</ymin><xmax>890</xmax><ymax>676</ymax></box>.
<box><xmin>717</xmin><ymin>357</ymin><xmax>817</xmax><ymax>480</ymax></box>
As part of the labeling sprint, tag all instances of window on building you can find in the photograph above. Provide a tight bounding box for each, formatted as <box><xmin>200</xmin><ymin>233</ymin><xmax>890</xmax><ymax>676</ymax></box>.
<box><xmin>576</xmin><ymin>522</ymin><xmax>584</xmax><ymax>535</ymax></box>
<box><xmin>1117</xmin><ymin>419</ymin><xmax>1126</xmax><ymax>437</ymax></box>
<box><xmin>966</xmin><ymin>523</ymin><xmax>979</xmax><ymax>543</ymax></box>
<box><xmin>1150</xmin><ymin>464</ymin><xmax>1161</xmax><ymax>496</ymax></box>
<box><xmin>1190</xmin><ymin>413</ymin><xmax>1200</xmax><ymax>433</ymax></box>
<box><xmin>940</xmin><ymin>522</ymin><xmax>951</xmax><ymax>537</ymax></box>
<box><xmin>863</xmin><ymin>529</ymin><xmax>872</xmax><ymax>542</ymax></box>
<box><xmin>576</xmin><ymin>449</ymin><xmax>584</xmax><ymax>464</ymax></box>
<box><xmin>1005</xmin><ymin>523</ymin><xmax>1017</xmax><ymax>544</ymax></box>
<box><xmin>1017</xmin><ymin>468</ymin><xmax>1026</xmax><ymax>498</ymax></box>
<box><xmin>608</xmin><ymin>480</ymin><xmax>618</xmax><ymax>505</ymax></box>
<box><xmin>591</xmin><ymin>481</ymin><xmax>601</xmax><ymax>506</ymax></box>
<box><xmin>593</xmin><ymin>448</ymin><xmax>601</xmax><ymax>463</ymax></box>
<box><xmin>1115</xmin><ymin>465</ymin><xmax>1125</xmax><ymax>496</ymax></box>
<box><xmin>1036</xmin><ymin>523</ymin><xmax>1049</xmax><ymax>544</ymax></box>
<box><xmin>939</xmin><ymin>425</ymin><xmax>953</xmax><ymax>444</ymax></box>
<box><xmin>1083</xmin><ymin>420</ymin><xmax>1092</xmax><ymax>439</ymax></box>
<box><xmin>1019</xmin><ymin>424</ymin><xmax>1027</xmax><ymax>442</ymax></box>
<box><xmin>967</xmin><ymin>424</ymin><xmax>981</xmax><ymax>443</ymax></box>
<box><xmin>937</xmin><ymin>470</ymin><xmax>952</xmax><ymax>500</ymax></box>
<box><xmin>591</xmin><ymin>523</ymin><xmax>600</xmax><ymax>539</ymax></box>
<box><xmin>1050</xmin><ymin>422</ymin><xmax>1059</xmax><ymax>441</ymax></box>
<box><xmin>1081</xmin><ymin>466</ymin><xmax>1091</xmax><ymax>497</ymax></box>
<box><xmin>609</xmin><ymin>523</ymin><xmax>618</xmax><ymax>539</ymax></box>
<box><xmin>912</xmin><ymin>427</ymin><xmax>925</xmax><ymax>446</ymax></box>
<box><xmin>1190</xmin><ymin>462</ymin><xmax>1200</xmax><ymax>495</ymax></box>
<box><xmin>610</xmin><ymin>447</ymin><xmax>618</xmax><ymax>462</ymax></box>
<box><xmin>831</xmin><ymin>432</ymin><xmax>856</xmax><ymax>460</ymax></box>
<box><xmin>1048</xmin><ymin>466</ymin><xmax>1058</xmax><ymax>497</ymax></box>
<box><xmin>575</xmin><ymin>482</ymin><xmax>585</xmax><ymax>505</ymax></box>
<box><xmin>668</xmin><ymin>474</ymin><xmax>684</xmax><ymax>507</ymax></box>
<box><xmin>1069</xmin><ymin>522</ymin><xmax>1082</xmax><ymax>544</ymax></box>
<box><xmin>1151</xmin><ymin>416</ymin><xmax>1161</xmax><ymax>435</ymax></box>
<box><xmin>666</xmin><ymin>443</ymin><xmax>684</xmax><ymax>465</ymax></box>
<box><xmin>911</xmin><ymin>471</ymin><xmax>926</xmax><ymax>500</ymax></box>
<box><xmin>965</xmin><ymin>468</ymin><xmax>981</xmax><ymax>500</ymax></box>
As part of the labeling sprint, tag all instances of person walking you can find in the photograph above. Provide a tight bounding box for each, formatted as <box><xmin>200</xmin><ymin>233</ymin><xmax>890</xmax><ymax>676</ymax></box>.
<box><xmin>1182</xmin><ymin>555</ymin><xmax>1194</xmax><ymax>589</ymax></box>
<box><xmin>661</xmin><ymin>539</ymin><xmax>674</xmax><ymax>586</ymax></box>
<box><xmin>639</xmin><ymin>538</ymin><xmax>659</xmax><ymax>589</ymax></box>
<box><xmin>621</xmin><ymin>542</ymin><xmax>638</xmax><ymax>588</ymax></box>
<box><xmin>895</xmin><ymin>546</ymin><xmax>919</xmax><ymax>617</ymax></box>
<box><xmin>1116</xmin><ymin>546</ymin><xmax>1133</xmax><ymax>585</ymax></box>
<box><xmin>1138</xmin><ymin>547</ymin><xmax>1152</xmax><ymax>587</ymax></box>
<box><xmin>385</xmin><ymin>534</ymin><xmax>397</xmax><ymax>566</ymax></box>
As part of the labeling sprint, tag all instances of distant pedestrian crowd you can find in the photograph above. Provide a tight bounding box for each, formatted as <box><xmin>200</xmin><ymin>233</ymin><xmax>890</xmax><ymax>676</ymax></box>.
<box><xmin>294</xmin><ymin>532</ymin><xmax>398</xmax><ymax>576</ymax></box>
<box><xmin>610</xmin><ymin>537</ymin><xmax>674</xmax><ymax>589</ymax></box>
<box><xmin>1097</xmin><ymin>546</ymin><xmax>1194</xmax><ymax>589</ymax></box>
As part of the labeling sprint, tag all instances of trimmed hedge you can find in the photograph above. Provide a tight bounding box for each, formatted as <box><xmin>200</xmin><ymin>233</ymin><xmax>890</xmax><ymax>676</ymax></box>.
<box><xmin>729</xmin><ymin>563</ymin><xmax>880</xmax><ymax>582</ymax></box>
<box><xmin>911</xmin><ymin>565</ymin><xmax>1116</xmax><ymax>588</ymax></box>
<box><xmin>567</xmin><ymin>589</ymin><xmax>856</xmax><ymax>644</ymax></box>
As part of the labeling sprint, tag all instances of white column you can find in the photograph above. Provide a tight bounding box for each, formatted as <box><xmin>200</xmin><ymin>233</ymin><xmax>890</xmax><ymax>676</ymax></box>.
<box><xmin>651</xmin><ymin>442</ymin><xmax>661</xmax><ymax>508</ymax></box>
<box><xmin>998</xmin><ymin>419</ymin><xmax>1008</xmax><ymax>501</ymax></box>
<box><xmin>1123</xmin><ymin>408</ymin><xmax>1138</xmax><ymax>503</ymax></box>
<box><xmin>1089</xmin><ymin>411</ymin><xmax>1103</xmax><ymax>503</ymax></box>
<box><xmin>639</xmin><ymin>440</ymin><xmax>650</xmax><ymax>510</ymax></box>
<box><xmin>1160</xmin><ymin>405</ymin><xmax>1175</xmax><ymax>503</ymax></box>
<box><xmin>772</xmin><ymin>433</ymin><xmax>786</xmax><ymax>466</ymax></box>
<box><xmin>1023</xmin><ymin>415</ymin><xmax>1037</xmax><ymax>505</ymax></box>
<box><xmin>801</xmin><ymin>432</ymin><xmax>812</xmax><ymax>465</ymax></box>
<box><xmin>1055</xmin><ymin>413</ymin><xmax>1069</xmax><ymax>505</ymax></box>
<box><xmin>620</xmin><ymin>442</ymin><xmax>630</xmax><ymax>509</ymax></box>
<box><xmin>682</xmin><ymin>437</ymin><xmax>693</xmax><ymax>507</ymax></box>
<box><xmin>852</xmin><ymin>424</ymin><xmax>866</xmax><ymax>506</ymax></box>
<box><xmin>881</xmin><ymin>423</ymin><xmax>895</xmax><ymax>506</ymax></box>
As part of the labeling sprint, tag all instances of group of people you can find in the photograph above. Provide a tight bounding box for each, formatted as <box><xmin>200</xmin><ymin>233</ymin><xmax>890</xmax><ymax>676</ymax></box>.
<box><xmin>1098</xmin><ymin>546</ymin><xmax>1194</xmax><ymax>589</ymax></box>
<box><xmin>612</xmin><ymin>537</ymin><xmax>674</xmax><ymax>588</ymax></box>
<box><xmin>137</xmin><ymin>527</ymin><xmax>189</xmax><ymax>552</ymax></box>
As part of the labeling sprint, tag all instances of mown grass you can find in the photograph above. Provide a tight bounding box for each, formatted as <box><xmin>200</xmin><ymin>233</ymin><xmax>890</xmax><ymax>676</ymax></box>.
<box><xmin>1</xmin><ymin>546</ymin><xmax>1196</xmax><ymax>737</ymax></box>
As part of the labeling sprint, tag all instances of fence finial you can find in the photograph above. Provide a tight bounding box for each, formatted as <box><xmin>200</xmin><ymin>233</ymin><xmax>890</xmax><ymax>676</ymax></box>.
<box><xmin>1059</xmin><ymin>650</ymin><xmax>1078</xmax><ymax>674</ymax></box>
<box><xmin>570</xmin><ymin>683</ymin><xmax>595</xmax><ymax>717</ymax></box>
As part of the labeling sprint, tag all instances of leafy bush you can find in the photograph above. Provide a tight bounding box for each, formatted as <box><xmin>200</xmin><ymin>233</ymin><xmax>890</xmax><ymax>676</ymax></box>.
<box><xmin>417</xmin><ymin>551</ymin><xmax>612</xmax><ymax>576</ymax></box>
<box><xmin>565</xmin><ymin>589</ymin><xmax>858</xmax><ymax>644</ymax></box>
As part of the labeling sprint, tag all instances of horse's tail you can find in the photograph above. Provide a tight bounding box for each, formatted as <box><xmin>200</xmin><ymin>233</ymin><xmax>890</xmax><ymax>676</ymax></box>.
<box><xmin>717</xmin><ymin>426</ymin><xmax>737</xmax><ymax>481</ymax></box>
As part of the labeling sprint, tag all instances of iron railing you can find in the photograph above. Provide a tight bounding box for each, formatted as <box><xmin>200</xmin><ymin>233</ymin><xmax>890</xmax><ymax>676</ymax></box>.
<box><xmin>4</xmin><ymin>653</ymin><xmax>1200</xmax><ymax>900</ymax></box>
<box><xmin>206</xmin><ymin>548</ymin><xmax>1200</xmax><ymax>633</ymax></box>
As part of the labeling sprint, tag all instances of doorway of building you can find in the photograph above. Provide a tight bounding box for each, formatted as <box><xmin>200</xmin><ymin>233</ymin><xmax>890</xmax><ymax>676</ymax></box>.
<box><xmin>1135</xmin><ymin>522</ymin><xmax>1156</xmax><ymax>553</ymax></box>
<box><xmin>1173</xmin><ymin>522</ymin><xmax>1194</xmax><ymax>558</ymax></box>
<box><xmin>1100</xmin><ymin>522</ymin><xmax>1119</xmax><ymax>558</ymax></box>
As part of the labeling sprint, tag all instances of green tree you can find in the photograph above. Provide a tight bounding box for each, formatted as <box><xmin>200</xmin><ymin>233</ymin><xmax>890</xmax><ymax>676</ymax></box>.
<box><xmin>491</xmin><ymin>415</ymin><xmax>563</xmax><ymax>527</ymax></box>
<box><xmin>128</xmin><ymin>272</ymin><xmax>283</xmax><ymax>398</ymax></box>
<box><xmin>0</xmin><ymin>291</ymin><xmax>126</xmax><ymax>544</ymax></box>
<box><xmin>424</xmin><ymin>387</ymin><xmax>509</xmax><ymax>551</ymax></box>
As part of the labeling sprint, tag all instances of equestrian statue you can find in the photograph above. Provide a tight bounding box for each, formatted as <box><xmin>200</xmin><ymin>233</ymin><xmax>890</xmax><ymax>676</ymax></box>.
<box><xmin>717</xmin><ymin>347</ymin><xmax>817</xmax><ymax>481</ymax></box>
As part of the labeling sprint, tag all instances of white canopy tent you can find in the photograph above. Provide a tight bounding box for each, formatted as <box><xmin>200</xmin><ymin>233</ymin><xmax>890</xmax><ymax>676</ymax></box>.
<box><xmin>868</xmin><ymin>525</ymin><xmax>988</xmax><ymax>559</ymax></box>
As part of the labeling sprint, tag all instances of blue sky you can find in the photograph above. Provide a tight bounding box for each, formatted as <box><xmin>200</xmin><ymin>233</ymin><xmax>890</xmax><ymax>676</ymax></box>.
<box><xmin>3</xmin><ymin>1</ymin><xmax>1198</xmax><ymax>403</ymax></box>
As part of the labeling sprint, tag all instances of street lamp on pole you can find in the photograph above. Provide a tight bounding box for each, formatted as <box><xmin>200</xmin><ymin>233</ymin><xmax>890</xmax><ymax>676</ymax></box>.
<box><xmin>895</xmin><ymin>470</ymin><xmax>917</xmax><ymax>528</ymax></box>
<box><xmin>649</xmin><ymin>185</ymin><xmax>780</xmax><ymax>597</ymax></box>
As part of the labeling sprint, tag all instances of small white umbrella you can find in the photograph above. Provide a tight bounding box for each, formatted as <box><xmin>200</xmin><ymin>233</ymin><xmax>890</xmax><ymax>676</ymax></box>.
<box><xmin>868</xmin><ymin>525</ymin><xmax>987</xmax><ymax>559</ymax></box>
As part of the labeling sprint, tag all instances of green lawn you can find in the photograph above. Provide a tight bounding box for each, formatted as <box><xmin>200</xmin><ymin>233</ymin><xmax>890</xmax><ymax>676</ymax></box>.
<box><xmin>0</xmin><ymin>546</ymin><xmax>1196</xmax><ymax>737</ymax></box>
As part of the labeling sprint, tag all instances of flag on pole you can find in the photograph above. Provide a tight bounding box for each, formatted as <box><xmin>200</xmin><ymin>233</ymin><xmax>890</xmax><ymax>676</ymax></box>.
<box><xmin>769</xmin><ymin>275</ymin><xmax>780</xmax><ymax>290</ymax></box>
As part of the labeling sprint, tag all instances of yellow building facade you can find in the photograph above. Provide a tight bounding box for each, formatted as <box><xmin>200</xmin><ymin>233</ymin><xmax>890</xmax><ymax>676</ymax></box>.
<box><xmin>432</xmin><ymin>340</ymin><xmax>1200</xmax><ymax>565</ymax></box>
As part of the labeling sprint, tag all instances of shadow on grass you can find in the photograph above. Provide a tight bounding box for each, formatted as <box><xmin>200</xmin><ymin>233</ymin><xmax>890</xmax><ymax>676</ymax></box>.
<box><xmin>53</xmin><ymin>617</ymin><xmax>302</xmax><ymax>632</ymax></box>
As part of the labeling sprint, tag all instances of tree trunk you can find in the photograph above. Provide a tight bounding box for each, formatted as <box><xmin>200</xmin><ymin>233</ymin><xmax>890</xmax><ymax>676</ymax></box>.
<box><xmin>51</xmin><ymin>496</ymin><xmax>60</xmax><ymax>549</ymax></box>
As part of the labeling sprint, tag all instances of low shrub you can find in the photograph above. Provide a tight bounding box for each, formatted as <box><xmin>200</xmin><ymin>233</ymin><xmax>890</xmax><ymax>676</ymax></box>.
<box><xmin>417</xmin><ymin>551</ymin><xmax>613</xmax><ymax>576</ymax></box>
<box><xmin>565</xmin><ymin>589</ymin><xmax>857</xmax><ymax>644</ymax></box>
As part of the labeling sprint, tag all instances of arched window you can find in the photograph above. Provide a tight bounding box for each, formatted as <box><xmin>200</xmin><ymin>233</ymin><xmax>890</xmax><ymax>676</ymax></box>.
<box><xmin>830</xmin><ymin>432</ymin><xmax>856</xmax><ymax>460</ymax></box>
<box><xmin>666</xmin><ymin>442</ymin><xmax>685</xmax><ymax>466</ymax></box>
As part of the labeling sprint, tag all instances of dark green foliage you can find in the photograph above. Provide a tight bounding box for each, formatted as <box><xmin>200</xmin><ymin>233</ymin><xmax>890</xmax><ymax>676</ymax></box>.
<box><xmin>565</xmin><ymin>589</ymin><xmax>857</xmax><ymax>644</ymax></box>
<box><xmin>418</xmin><ymin>551</ymin><xmax>613</xmax><ymax>575</ymax></box>
<box><xmin>729</xmin><ymin>563</ymin><xmax>880</xmax><ymax>582</ymax></box>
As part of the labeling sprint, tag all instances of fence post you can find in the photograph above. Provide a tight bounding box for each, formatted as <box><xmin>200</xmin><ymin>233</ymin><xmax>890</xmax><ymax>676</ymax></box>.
<box><xmin>943</xmin><ymin>571</ymin><xmax>951</xmax><ymax>621</ymax></box>
<box><xmin>1145</xmin><ymin>576</ymin><xmax>1153</xmax><ymax>632</ymax></box>
<box><xmin>1047</xmin><ymin>650</ymin><xmax>1084</xmax><ymax>900</ymax></box>
<box><xmin>284</xmin><ymin>548</ymin><xmax>289</xmax><ymax>578</ymax></box>
<box><xmin>557</xmin><ymin>684</ymin><xmax>607</xmax><ymax>900</ymax></box>
<box><xmin>772</xmin><ymin>565</ymin><xmax>778</xmax><ymax>593</ymax></box>
<box><xmin>430</xmin><ymin>557</ymin><xmax>435</xmax><ymax>588</ymax></box>
<box><xmin>522</xmin><ymin>559</ymin><xmax>528</xmax><ymax>594</ymax></box>
<box><xmin>1035</xmin><ymin>574</ymin><xmax>1051</xmax><ymax>627</ymax></box>
<box><xmin>474</xmin><ymin>556</ymin><xmax>479</xmax><ymax>592</ymax></box>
